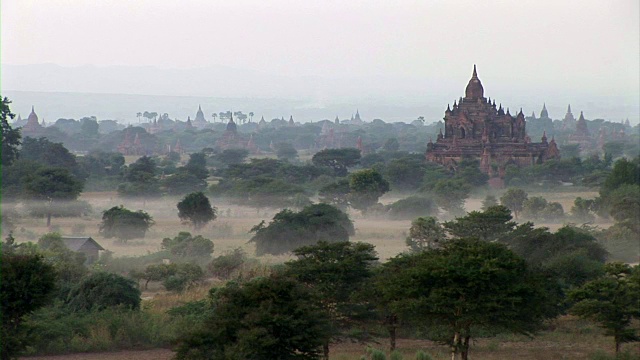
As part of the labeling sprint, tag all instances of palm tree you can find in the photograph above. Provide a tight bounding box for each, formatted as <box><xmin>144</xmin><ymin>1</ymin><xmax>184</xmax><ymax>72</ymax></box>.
<box><xmin>136</xmin><ymin>112</ymin><xmax>142</xmax><ymax>123</ymax></box>
<box><xmin>212</xmin><ymin>113</ymin><xmax>217</xmax><ymax>123</ymax></box>
<box><xmin>249</xmin><ymin>112</ymin><xmax>254</xmax><ymax>123</ymax></box>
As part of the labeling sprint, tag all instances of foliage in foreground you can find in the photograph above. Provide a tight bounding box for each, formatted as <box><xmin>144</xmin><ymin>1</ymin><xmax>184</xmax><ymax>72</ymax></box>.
<box><xmin>1</xmin><ymin>252</ymin><xmax>56</xmax><ymax>360</ymax></box>
<box><xmin>174</xmin><ymin>275</ymin><xmax>332</xmax><ymax>360</ymax></box>
<box><xmin>377</xmin><ymin>238</ymin><xmax>558</xmax><ymax>360</ymax></box>
<box><xmin>569</xmin><ymin>263</ymin><xmax>640</xmax><ymax>355</ymax></box>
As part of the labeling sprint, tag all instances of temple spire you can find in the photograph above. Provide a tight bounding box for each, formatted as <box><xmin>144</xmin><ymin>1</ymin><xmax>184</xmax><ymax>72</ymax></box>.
<box><xmin>472</xmin><ymin>64</ymin><xmax>477</xmax><ymax>78</ymax></box>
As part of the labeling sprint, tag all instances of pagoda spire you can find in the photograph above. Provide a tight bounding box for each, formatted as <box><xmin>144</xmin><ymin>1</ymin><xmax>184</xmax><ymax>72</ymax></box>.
<box><xmin>472</xmin><ymin>64</ymin><xmax>477</xmax><ymax>78</ymax></box>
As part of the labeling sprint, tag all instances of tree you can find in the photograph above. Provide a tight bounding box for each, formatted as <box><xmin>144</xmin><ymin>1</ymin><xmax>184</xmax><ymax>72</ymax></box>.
<box><xmin>161</xmin><ymin>232</ymin><xmax>214</xmax><ymax>259</ymax></box>
<box><xmin>441</xmin><ymin>205</ymin><xmax>516</xmax><ymax>242</ymax></box>
<box><xmin>25</xmin><ymin>167</ymin><xmax>84</xmax><ymax>226</ymax></box>
<box><xmin>21</xmin><ymin>137</ymin><xmax>84</xmax><ymax>178</ymax></box>
<box><xmin>569</xmin><ymin>263</ymin><xmax>640</xmax><ymax>355</ymax></box>
<box><xmin>406</xmin><ymin>216</ymin><xmax>446</xmax><ymax>251</ymax></box>
<box><xmin>318</xmin><ymin>179</ymin><xmax>351</xmax><ymax>210</ymax></box>
<box><xmin>163</xmin><ymin>263</ymin><xmax>205</xmax><ymax>292</ymax></box>
<box><xmin>312</xmin><ymin>148</ymin><xmax>361</xmax><ymax>177</ymax></box>
<box><xmin>99</xmin><ymin>205</ymin><xmax>154</xmax><ymax>242</ymax></box>
<box><xmin>174</xmin><ymin>275</ymin><xmax>332</xmax><ymax>360</ymax></box>
<box><xmin>600</xmin><ymin>157</ymin><xmax>640</xmax><ymax>200</ymax></box>
<box><xmin>381</xmin><ymin>239</ymin><xmax>556</xmax><ymax>360</ymax></box>
<box><xmin>500</xmin><ymin>188</ymin><xmax>528</xmax><ymax>219</ymax></box>
<box><xmin>1</xmin><ymin>96</ymin><xmax>21</xmax><ymax>167</ymax></box>
<box><xmin>522</xmin><ymin>196</ymin><xmax>548</xmax><ymax>220</ymax></box>
<box><xmin>432</xmin><ymin>179</ymin><xmax>471</xmax><ymax>216</ymax></box>
<box><xmin>249</xmin><ymin>203</ymin><xmax>355</xmax><ymax>256</ymax></box>
<box><xmin>1</xmin><ymin>253</ymin><xmax>56</xmax><ymax>360</ymax></box>
<box><xmin>607</xmin><ymin>184</ymin><xmax>640</xmax><ymax>234</ymax></box>
<box><xmin>215</xmin><ymin>149</ymin><xmax>249</xmax><ymax>166</ymax></box>
<box><xmin>66</xmin><ymin>272</ymin><xmax>141</xmax><ymax>311</ymax></box>
<box><xmin>383</xmin><ymin>138</ymin><xmax>400</xmax><ymax>152</ymax></box>
<box><xmin>481</xmin><ymin>195</ymin><xmax>498</xmax><ymax>210</ymax></box>
<box><xmin>184</xmin><ymin>152</ymin><xmax>209</xmax><ymax>179</ymax></box>
<box><xmin>349</xmin><ymin>169</ymin><xmax>390</xmax><ymax>213</ymax></box>
<box><xmin>119</xmin><ymin>156</ymin><xmax>160</xmax><ymax>197</ymax></box>
<box><xmin>384</xmin><ymin>157</ymin><xmax>428</xmax><ymax>192</ymax></box>
<box><xmin>177</xmin><ymin>192</ymin><xmax>217</xmax><ymax>229</ymax></box>
<box><xmin>386</xmin><ymin>196</ymin><xmax>438</xmax><ymax>220</ymax></box>
<box><xmin>285</xmin><ymin>241</ymin><xmax>378</xmax><ymax>359</ymax></box>
<box><xmin>163</xmin><ymin>172</ymin><xmax>207</xmax><ymax>195</ymax></box>
<box><xmin>571</xmin><ymin>197</ymin><xmax>597</xmax><ymax>223</ymax></box>
<box><xmin>275</xmin><ymin>142</ymin><xmax>298</xmax><ymax>161</ymax></box>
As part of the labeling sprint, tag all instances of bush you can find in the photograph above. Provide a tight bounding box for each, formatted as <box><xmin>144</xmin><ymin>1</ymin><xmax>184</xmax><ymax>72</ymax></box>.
<box><xmin>66</xmin><ymin>272</ymin><xmax>141</xmax><ymax>311</ymax></box>
<box><xmin>161</xmin><ymin>232</ymin><xmax>214</xmax><ymax>259</ymax></box>
<box><xmin>162</xmin><ymin>263</ymin><xmax>204</xmax><ymax>293</ymax></box>
<box><xmin>386</xmin><ymin>196</ymin><xmax>437</xmax><ymax>220</ymax></box>
<box><xmin>26</xmin><ymin>306</ymin><xmax>176</xmax><ymax>355</ymax></box>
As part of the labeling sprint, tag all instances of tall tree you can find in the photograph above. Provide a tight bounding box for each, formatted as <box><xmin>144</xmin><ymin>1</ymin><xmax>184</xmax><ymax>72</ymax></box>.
<box><xmin>174</xmin><ymin>275</ymin><xmax>332</xmax><ymax>360</ymax></box>
<box><xmin>1</xmin><ymin>252</ymin><xmax>56</xmax><ymax>360</ymax></box>
<box><xmin>177</xmin><ymin>192</ymin><xmax>217</xmax><ymax>229</ymax></box>
<box><xmin>312</xmin><ymin>148</ymin><xmax>361</xmax><ymax>177</ymax></box>
<box><xmin>1</xmin><ymin>96</ymin><xmax>21</xmax><ymax>166</ymax></box>
<box><xmin>432</xmin><ymin>179</ymin><xmax>471</xmax><ymax>216</ymax></box>
<box><xmin>380</xmin><ymin>238</ymin><xmax>556</xmax><ymax>360</ymax></box>
<box><xmin>569</xmin><ymin>263</ymin><xmax>640</xmax><ymax>355</ymax></box>
<box><xmin>406</xmin><ymin>216</ymin><xmax>446</xmax><ymax>251</ymax></box>
<box><xmin>285</xmin><ymin>241</ymin><xmax>378</xmax><ymax>359</ymax></box>
<box><xmin>443</xmin><ymin>205</ymin><xmax>516</xmax><ymax>241</ymax></box>
<box><xmin>500</xmin><ymin>188</ymin><xmax>528</xmax><ymax>219</ymax></box>
<box><xmin>349</xmin><ymin>168</ymin><xmax>390</xmax><ymax>213</ymax></box>
<box><xmin>25</xmin><ymin>167</ymin><xmax>84</xmax><ymax>226</ymax></box>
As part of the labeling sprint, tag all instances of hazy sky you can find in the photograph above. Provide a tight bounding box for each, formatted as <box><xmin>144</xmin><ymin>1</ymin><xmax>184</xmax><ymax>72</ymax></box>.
<box><xmin>1</xmin><ymin>0</ymin><xmax>639</xmax><ymax>121</ymax></box>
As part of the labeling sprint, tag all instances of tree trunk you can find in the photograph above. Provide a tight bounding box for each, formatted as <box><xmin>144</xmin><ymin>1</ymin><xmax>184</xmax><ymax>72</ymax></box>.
<box><xmin>615</xmin><ymin>337</ymin><xmax>620</xmax><ymax>356</ymax></box>
<box><xmin>323</xmin><ymin>342</ymin><xmax>329</xmax><ymax>360</ymax></box>
<box><xmin>461</xmin><ymin>335</ymin><xmax>470</xmax><ymax>360</ymax></box>
<box><xmin>451</xmin><ymin>332</ymin><xmax>460</xmax><ymax>360</ymax></box>
<box><xmin>47</xmin><ymin>211</ymin><xmax>52</xmax><ymax>227</ymax></box>
<box><xmin>388</xmin><ymin>324</ymin><xmax>397</xmax><ymax>352</ymax></box>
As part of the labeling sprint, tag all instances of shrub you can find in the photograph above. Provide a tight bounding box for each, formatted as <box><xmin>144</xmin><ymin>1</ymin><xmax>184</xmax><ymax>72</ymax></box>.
<box><xmin>66</xmin><ymin>272</ymin><xmax>141</xmax><ymax>311</ymax></box>
<box><xmin>162</xmin><ymin>263</ymin><xmax>204</xmax><ymax>292</ymax></box>
<box><xmin>161</xmin><ymin>232</ymin><xmax>214</xmax><ymax>259</ymax></box>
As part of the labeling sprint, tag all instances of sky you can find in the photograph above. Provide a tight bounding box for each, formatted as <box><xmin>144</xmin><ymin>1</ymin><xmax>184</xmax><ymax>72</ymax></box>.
<box><xmin>1</xmin><ymin>0</ymin><xmax>639</xmax><ymax>122</ymax></box>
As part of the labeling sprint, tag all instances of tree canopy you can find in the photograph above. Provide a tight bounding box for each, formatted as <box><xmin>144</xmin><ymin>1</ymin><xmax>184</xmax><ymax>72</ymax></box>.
<box><xmin>379</xmin><ymin>238</ymin><xmax>556</xmax><ymax>360</ymax></box>
<box><xmin>1</xmin><ymin>97</ymin><xmax>21</xmax><ymax>167</ymax></box>
<box><xmin>174</xmin><ymin>275</ymin><xmax>332</xmax><ymax>360</ymax></box>
<box><xmin>569</xmin><ymin>263</ymin><xmax>640</xmax><ymax>355</ymax></box>
<box><xmin>249</xmin><ymin>203</ymin><xmax>355</xmax><ymax>256</ymax></box>
<box><xmin>312</xmin><ymin>148</ymin><xmax>361</xmax><ymax>177</ymax></box>
<box><xmin>99</xmin><ymin>205</ymin><xmax>154</xmax><ymax>242</ymax></box>
<box><xmin>177</xmin><ymin>192</ymin><xmax>217</xmax><ymax>229</ymax></box>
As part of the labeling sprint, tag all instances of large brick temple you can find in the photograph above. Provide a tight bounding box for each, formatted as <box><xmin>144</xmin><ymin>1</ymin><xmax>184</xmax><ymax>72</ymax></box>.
<box><xmin>426</xmin><ymin>66</ymin><xmax>560</xmax><ymax>178</ymax></box>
